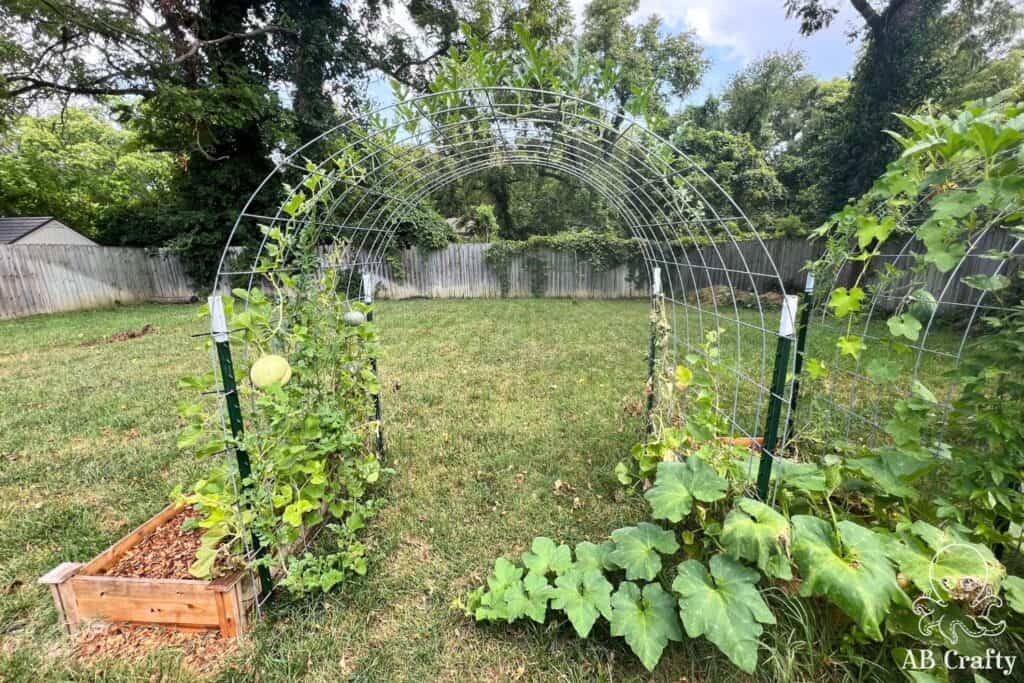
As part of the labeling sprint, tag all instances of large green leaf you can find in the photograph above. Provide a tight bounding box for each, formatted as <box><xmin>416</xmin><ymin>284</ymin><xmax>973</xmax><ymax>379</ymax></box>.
<box><xmin>845</xmin><ymin>449</ymin><xmax>934</xmax><ymax>499</ymax></box>
<box><xmin>609</xmin><ymin>581</ymin><xmax>682</xmax><ymax>671</ymax></box>
<box><xmin>791</xmin><ymin>516</ymin><xmax>908</xmax><ymax>640</ymax></box>
<box><xmin>886</xmin><ymin>521</ymin><xmax>1005</xmax><ymax>600</ymax></box>
<box><xmin>551</xmin><ymin>568</ymin><xmax>613</xmax><ymax>637</ymax></box>
<box><xmin>609</xmin><ymin>522</ymin><xmax>680</xmax><ymax>581</ymax></box>
<box><xmin>522</xmin><ymin>536</ymin><xmax>573</xmax><ymax>576</ymax></box>
<box><xmin>504</xmin><ymin>570</ymin><xmax>555</xmax><ymax>624</ymax></box>
<box><xmin>672</xmin><ymin>555</ymin><xmax>775</xmax><ymax>673</ymax></box>
<box><xmin>474</xmin><ymin>558</ymin><xmax>525</xmax><ymax>622</ymax></box>
<box><xmin>721</xmin><ymin>498</ymin><xmax>792</xmax><ymax>580</ymax></box>
<box><xmin>1003</xmin><ymin>576</ymin><xmax>1024</xmax><ymax>614</ymax></box>
<box><xmin>573</xmin><ymin>540</ymin><xmax>616</xmax><ymax>573</ymax></box>
<box><xmin>644</xmin><ymin>458</ymin><xmax>728</xmax><ymax>523</ymax></box>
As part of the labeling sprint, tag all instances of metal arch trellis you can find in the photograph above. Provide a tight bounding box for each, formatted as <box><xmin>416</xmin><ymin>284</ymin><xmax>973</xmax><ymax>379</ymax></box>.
<box><xmin>210</xmin><ymin>86</ymin><xmax>807</xmax><ymax>600</ymax></box>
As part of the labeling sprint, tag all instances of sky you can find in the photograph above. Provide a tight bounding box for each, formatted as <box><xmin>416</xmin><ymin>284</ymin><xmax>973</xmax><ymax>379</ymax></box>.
<box><xmin>618</xmin><ymin>0</ymin><xmax>864</xmax><ymax>101</ymax></box>
<box><xmin>370</xmin><ymin>0</ymin><xmax>864</xmax><ymax>107</ymax></box>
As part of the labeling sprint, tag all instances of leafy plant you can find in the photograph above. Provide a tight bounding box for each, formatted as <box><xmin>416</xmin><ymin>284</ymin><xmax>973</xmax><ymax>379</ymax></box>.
<box><xmin>673</xmin><ymin>554</ymin><xmax>775</xmax><ymax>673</ymax></box>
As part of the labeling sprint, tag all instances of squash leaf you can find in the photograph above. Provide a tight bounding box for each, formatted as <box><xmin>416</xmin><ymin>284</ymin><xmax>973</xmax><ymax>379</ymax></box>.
<box><xmin>672</xmin><ymin>555</ymin><xmax>775</xmax><ymax>673</ymax></box>
<box><xmin>1002</xmin><ymin>576</ymin><xmax>1024</xmax><ymax>614</ymax></box>
<box><xmin>551</xmin><ymin>567</ymin><xmax>613</xmax><ymax>637</ymax></box>
<box><xmin>609</xmin><ymin>581</ymin><xmax>682</xmax><ymax>671</ymax></box>
<box><xmin>721</xmin><ymin>498</ymin><xmax>792</xmax><ymax>580</ymax></box>
<box><xmin>574</xmin><ymin>540</ymin><xmax>616</xmax><ymax>573</ymax></box>
<box><xmin>791</xmin><ymin>516</ymin><xmax>908</xmax><ymax>640</ymax></box>
<box><xmin>609</xmin><ymin>522</ymin><xmax>680</xmax><ymax>581</ymax></box>
<box><xmin>886</xmin><ymin>521</ymin><xmax>1005</xmax><ymax>600</ymax></box>
<box><xmin>827</xmin><ymin>287</ymin><xmax>865</xmax><ymax>318</ymax></box>
<box><xmin>473</xmin><ymin>558</ymin><xmax>524</xmax><ymax>622</ymax></box>
<box><xmin>522</xmin><ymin>536</ymin><xmax>573</xmax><ymax>576</ymax></box>
<box><xmin>504</xmin><ymin>571</ymin><xmax>555</xmax><ymax>624</ymax></box>
<box><xmin>644</xmin><ymin>458</ymin><xmax>728</xmax><ymax>523</ymax></box>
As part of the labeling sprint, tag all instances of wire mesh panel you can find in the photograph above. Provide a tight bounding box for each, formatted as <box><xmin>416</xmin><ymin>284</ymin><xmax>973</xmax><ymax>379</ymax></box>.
<box><xmin>212</xmin><ymin>87</ymin><xmax>801</xmax><ymax>577</ymax></box>
<box><xmin>217</xmin><ymin>87</ymin><xmax>796</xmax><ymax>438</ymax></box>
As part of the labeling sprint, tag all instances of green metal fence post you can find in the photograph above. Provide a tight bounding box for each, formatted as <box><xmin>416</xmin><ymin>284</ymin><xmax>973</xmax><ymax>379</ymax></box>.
<box><xmin>644</xmin><ymin>267</ymin><xmax>662</xmax><ymax>435</ymax></box>
<box><xmin>363</xmin><ymin>273</ymin><xmax>385</xmax><ymax>458</ymax></box>
<box><xmin>756</xmin><ymin>294</ymin><xmax>798</xmax><ymax>501</ymax></box>
<box><xmin>785</xmin><ymin>273</ymin><xmax>815</xmax><ymax>442</ymax></box>
<box><xmin>209</xmin><ymin>296</ymin><xmax>273</xmax><ymax>599</ymax></box>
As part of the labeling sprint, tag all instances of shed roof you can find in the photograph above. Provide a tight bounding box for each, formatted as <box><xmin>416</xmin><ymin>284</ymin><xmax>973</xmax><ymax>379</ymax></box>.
<box><xmin>0</xmin><ymin>217</ymin><xmax>63</xmax><ymax>243</ymax></box>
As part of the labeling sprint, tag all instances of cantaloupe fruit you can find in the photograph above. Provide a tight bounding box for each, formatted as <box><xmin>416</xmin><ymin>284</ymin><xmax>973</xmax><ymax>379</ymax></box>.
<box><xmin>343</xmin><ymin>310</ymin><xmax>366</xmax><ymax>326</ymax></box>
<box><xmin>250</xmin><ymin>354</ymin><xmax>292</xmax><ymax>388</ymax></box>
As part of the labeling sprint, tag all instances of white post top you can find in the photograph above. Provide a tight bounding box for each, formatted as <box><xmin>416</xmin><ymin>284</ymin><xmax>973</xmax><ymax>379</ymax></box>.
<box><xmin>805</xmin><ymin>272</ymin><xmax>816</xmax><ymax>293</ymax></box>
<box><xmin>362</xmin><ymin>272</ymin><xmax>375</xmax><ymax>304</ymax></box>
<box><xmin>651</xmin><ymin>267</ymin><xmax>662</xmax><ymax>296</ymax></box>
<box><xmin>779</xmin><ymin>294</ymin><xmax>799</xmax><ymax>338</ymax></box>
<box><xmin>209</xmin><ymin>295</ymin><xmax>229</xmax><ymax>342</ymax></box>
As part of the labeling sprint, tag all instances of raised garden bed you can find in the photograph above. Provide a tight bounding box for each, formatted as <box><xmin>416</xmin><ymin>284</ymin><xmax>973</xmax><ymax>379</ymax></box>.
<box><xmin>39</xmin><ymin>504</ymin><xmax>258</xmax><ymax>638</ymax></box>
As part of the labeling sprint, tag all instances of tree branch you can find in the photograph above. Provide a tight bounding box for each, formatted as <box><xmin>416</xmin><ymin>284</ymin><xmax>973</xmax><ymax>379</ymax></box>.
<box><xmin>3</xmin><ymin>76</ymin><xmax>155</xmax><ymax>98</ymax></box>
<box><xmin>850</xmin><ymin>0</ymin><xmax>883</xmax><ymax>31</ymax></box>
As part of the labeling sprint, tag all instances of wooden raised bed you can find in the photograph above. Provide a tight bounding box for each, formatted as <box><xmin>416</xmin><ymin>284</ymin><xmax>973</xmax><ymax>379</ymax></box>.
<box><xmin>39</xmin><ymin>504</ymin><xmax>258</xmax><ymax>638</ymax></box>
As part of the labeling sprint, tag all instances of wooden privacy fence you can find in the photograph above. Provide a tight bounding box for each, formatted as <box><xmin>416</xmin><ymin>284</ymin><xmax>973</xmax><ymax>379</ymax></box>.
<box><xmin>374</xmin><ymin>239</ymin><xmax>819</xmax><ymax>300</ymax></box>
<box><xmin>3</xmin><ymin>235</ymin><xmax>1015</xmax><ymax>319</ymax></box>
<box><xmin>0</xmin><ymin>245</ymin><xmax>196</xmax><ymax>320</ymax></box>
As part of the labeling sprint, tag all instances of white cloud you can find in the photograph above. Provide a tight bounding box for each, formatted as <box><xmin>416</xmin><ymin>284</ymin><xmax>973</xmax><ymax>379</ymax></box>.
<box><xmin>572</xmin><ymin>0</ymin><xmax>861</xmax><ymax>80</ymax></box>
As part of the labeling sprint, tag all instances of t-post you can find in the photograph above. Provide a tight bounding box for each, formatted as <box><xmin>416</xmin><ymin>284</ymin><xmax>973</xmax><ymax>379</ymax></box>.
<box><xmin>756</xmin><ymin>294</ymin><xmax>798</xmax><ymax>501</ymax></box>
<box><xmin>362</xmin><ymin>273</ymin><xmax>385</xmax><ymax>458</ymax></box>
<box><xmin>785</xmin><ymin>273</ymin><xmax>815</xmax><ymax>443</ymax></box>
<box><xmin>209</xmin><ymin>295</ymin><xmax>272</xmax><ymax>598</ymax></box>
<box><xmin>644</xmin><ymin>267</ymin><xmax>662</xmax><ymax>435</ymax></box>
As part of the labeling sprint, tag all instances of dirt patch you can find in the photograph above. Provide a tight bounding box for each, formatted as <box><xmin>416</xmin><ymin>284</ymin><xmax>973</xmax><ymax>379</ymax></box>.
<box><xmin>72</xmin><ymin>623</ymin><xmax>238</xmax><ymax>677</ymax></box>
<box><xmin>79</xmin><ymin>324</ymin><xmax>156</xmax><ymax>347</ymax></box>
<box><xmin>102</xmin><ymin>507</ymin><xmax>203</xmax><ymax>579</ymax></box>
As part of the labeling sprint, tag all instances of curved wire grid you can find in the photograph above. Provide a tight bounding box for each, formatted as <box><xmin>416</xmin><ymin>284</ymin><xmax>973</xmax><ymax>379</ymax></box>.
<box><xmin>214</xmin><ymin>87</ymin><xmax>804</xmax><ymax>583</ymax></box>
<box><xmin>218</xmin><ymin>86</ymin><xmax>797</xmax><ymax>438</ymax></box>
<box><xmin>800</xmin><ymin>213</ymin><xmax>1022</xmax><ymax>450</ymax></box>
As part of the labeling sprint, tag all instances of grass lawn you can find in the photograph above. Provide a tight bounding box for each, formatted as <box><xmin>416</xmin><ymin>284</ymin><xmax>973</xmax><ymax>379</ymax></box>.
<box><xmin>0</xmin><ymin>299</ymin><xmax>962</xmax><ymax>682</ymax></box>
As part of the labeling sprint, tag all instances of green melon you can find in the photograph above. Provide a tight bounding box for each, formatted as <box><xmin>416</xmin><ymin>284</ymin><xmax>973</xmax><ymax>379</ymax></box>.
<box><xmin>908</xmin><ymin>289</ymin><xmax>937</xmax><ymax>323</ymax></box>
<box><xmin>250</xmin><ymin>354</ymin><xmax>292</xmax><ymax>388</ymax></box>
<box><xmin>343</xmin><ymin>310</ymin><xmax>366</xmax><ymax>326</ymax></box>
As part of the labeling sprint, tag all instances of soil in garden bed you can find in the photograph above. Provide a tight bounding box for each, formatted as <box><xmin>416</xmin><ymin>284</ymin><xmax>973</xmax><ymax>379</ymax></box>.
<box><xmin>100</xmin><ymin>506</ymin><xmax>204</xmax><ymax>580</ymax></box>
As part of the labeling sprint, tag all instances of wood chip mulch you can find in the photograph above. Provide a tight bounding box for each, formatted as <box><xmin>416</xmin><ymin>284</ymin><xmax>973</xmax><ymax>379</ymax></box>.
<box><xmin>79</xmin><ymin>324</ymin><xmax>155</xmax><ymax>347</ymax></box>
<box><xmin>102</xmin><ymin>507</ymin><xmax>204</xmax><ymax>580</ymax></box>
<box><xmin>72</xmin><ymin>623</ymin><xmax>239</xmax><ymax>677</ymax></box>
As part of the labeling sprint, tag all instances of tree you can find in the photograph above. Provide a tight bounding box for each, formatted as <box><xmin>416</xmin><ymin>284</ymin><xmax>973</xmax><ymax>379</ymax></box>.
<box><xmin>0</xmin><ymin>1</ymin><xmax>464</xmax><ymax>283</ymax></box>
<box><xmin>0</xmin><ymin>108</ymin><xmax>173</xmax><ymax>240</ymax></box>
<box><xmin>658</xmin><ymin>122</ymin><xmax>786</xmax><ymax>226</ymax></box>
<box><xmin>581</xmin><ymin>0</ymin><xmax>707</xmax><ymax>130</ymax></box>
<box><xmin>784</xmin><ymin>0</ymin><xmax>1024</xmax><ymax>207</ymax></box>
<box><xmin>720</xmin><ymin>51</ymin><xmax>818</xmax><ymax>151</ymax></box>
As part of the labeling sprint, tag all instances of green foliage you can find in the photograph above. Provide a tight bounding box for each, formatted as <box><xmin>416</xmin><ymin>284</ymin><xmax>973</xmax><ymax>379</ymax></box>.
<box><xmin>608</xmin><ymin>581</ymin><xmax>682</xmax><ymax>671</ymax></box>
<box><xmin>522</xmin><ymin>536</ymin><xmax>573</xmax><ymax>576</ymax></box>
<box><xmin>791</xmin><ymin>516</ymin><xmax>908</xmax><ymax>640</ymax></box>
<box><xmin>721</xmin><ymin>498</ymin><xmax>792</xmax><ymax>580</ymax></box>
<box><xmin>177</xmin><ymin>189</ymin><xmax>385</xmax><ymax>594</ymax></box>
<box><xmin>673</xmin><ymin>555</ymin><xmax>775</xmax><ymax>673</ymax></box>
<box><xmin>643</xmin><ymin>457</ymin><xmax>728</xmax><ymax>523</ymax></box>
<box><xmin>551</xmin><ymin>567</ymin><xmax>613</xmax><ymax>637</ymax></box>
<box><xmin>483</xmin><ymin>230</ymin><xmax>640</xmax><ymax>297</ymax></box>
<box><xmin>886</xmin><ymin>522</ymin><xmax>1005</xmax><ymax>599</ymax></box>
<box><xmin>608</xmin><ymin>522</ymin><xmax>679</xmax><ymax>581</ymax></box>
<box><xmin>0</xmin><ymin>108</ymin><xmax>174</xmax><ymax>240</ymax></box>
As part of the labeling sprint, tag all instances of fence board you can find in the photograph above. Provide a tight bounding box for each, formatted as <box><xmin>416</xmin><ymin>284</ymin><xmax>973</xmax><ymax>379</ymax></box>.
<box><xmin>0</xmin><ymin>246</ymin><xmax>198</xmax><ymax>320</ymax></box>
<box><xmin>3</xmin><ymin>234</ymin><xmax>1014</xmax><ymax>320</ymax></box>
